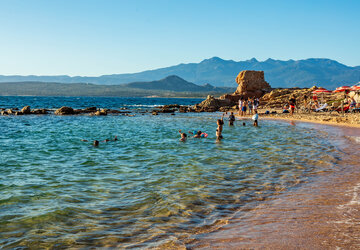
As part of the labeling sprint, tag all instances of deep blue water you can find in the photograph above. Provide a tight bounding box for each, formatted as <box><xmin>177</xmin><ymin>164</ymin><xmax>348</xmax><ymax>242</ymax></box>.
<box><xmin>0</xmin><ymin>96</ymin><xmax>349</xmax><ymax>248</ymax></box>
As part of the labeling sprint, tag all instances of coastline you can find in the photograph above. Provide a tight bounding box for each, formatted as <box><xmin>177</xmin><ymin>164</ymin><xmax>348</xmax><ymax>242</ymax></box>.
<box><xmin>187</xmin><ymin>121</ymin><xmax>360</xmax><ymax>249</ymax></box>
<box><xmin>235</xmin><ymin>110</ymin><xmax>360</xmax><ymax>129</ymax></box>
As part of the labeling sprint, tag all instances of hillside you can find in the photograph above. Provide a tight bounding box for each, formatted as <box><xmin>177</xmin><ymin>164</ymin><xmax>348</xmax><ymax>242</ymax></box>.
<box><xmin>0</xmin><ymin>57</ymin><xmax>359</xmax><ymax>88</ymax></box>
<box><xmin>0</xmin><ymin>76</ymin><xmax>234</xmax><ymax>97</ymax></box>
<box><xmin>123</xmin><ymin>75</ymin><xmax>232</xmax><ymax>92</ymax></box>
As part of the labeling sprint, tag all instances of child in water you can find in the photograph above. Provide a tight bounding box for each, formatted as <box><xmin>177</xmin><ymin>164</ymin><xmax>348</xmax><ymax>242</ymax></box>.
<box><xmin>252</xmin><ymin>110</ymin><xmax>259</xmax><ymax>127</ymax></box>
<box><xmin>228</xmin><ymin>112</ymin><xmax>235</xmax><ymax>126</ymax></box>
<box><xmin>178</xmin><ymin>130</ymin><xmax>187</xmax><ymax>142</ymax></box>
<box><xmin>216</xmin><ymin>113</ymin><xmax>225</xmax><ymax>140</ymax></box>
<box><xmin>188</xmin><ymin>130</ymin><xmax>205</xmax><ymax>138</ymax></box>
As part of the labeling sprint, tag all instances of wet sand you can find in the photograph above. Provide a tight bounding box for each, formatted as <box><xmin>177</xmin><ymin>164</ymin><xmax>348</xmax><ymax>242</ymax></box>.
<box><xmin>186</xmin><ymin>121</ymin><xmax>360</xmax><ymax>249</ymax></box>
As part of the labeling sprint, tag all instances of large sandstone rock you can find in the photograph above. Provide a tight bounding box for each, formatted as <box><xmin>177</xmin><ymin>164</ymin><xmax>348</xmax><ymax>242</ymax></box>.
<box><xmin>235</xmin><ymin>70</ymin><xmax>271</xmax><ymax>98</ymax></box>
<box><xmin>55</xmin><ymin>106</ymin><xmax>75</xmax><ymax>115</ymax></box>
<box><xmin>194</xmin><ymin>95</ymin><xmax>231</xmax><ymax>112</ymax></box>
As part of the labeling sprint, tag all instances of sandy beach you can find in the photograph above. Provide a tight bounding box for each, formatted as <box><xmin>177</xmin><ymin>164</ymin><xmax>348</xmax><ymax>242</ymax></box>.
<box><xmin>236</xmin><ymin>109</ymin><xmax>360</xmax><ymax>128</ymax></box>
<box><xmin>187</xmin><ymin>118</ymin><xmax>360</xmax><ymax>249</ymax></box>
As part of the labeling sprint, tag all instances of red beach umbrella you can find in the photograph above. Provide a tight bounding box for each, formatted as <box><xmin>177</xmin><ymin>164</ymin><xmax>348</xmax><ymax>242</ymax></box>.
<box><xmin>312</xmin><ymin>88</ymin><xmax>332</xmax><ymax>103</ymax></box>
<box><xmin>334</xmin><ymin>86</ymin><xmax>351</xmax><ymax>93</ymax></box>
<box><xmin>350</xmin><ymin>85</ymin><xmax>360</xmax><ymax>91</ymax></box>
<box><xmin>312</xmin><ymin>88</ymin><xmax>332</xmax><ymax>94</ymax></box>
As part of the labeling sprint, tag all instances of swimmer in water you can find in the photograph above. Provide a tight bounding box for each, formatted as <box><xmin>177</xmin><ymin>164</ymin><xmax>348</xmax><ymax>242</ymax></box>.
<box><xmin>93</xmin><ymin>140</ymin><xmax>99</xmax><ymax>147</ymax></box>
<box><xmin>178</xmin><ymin>130</ymin><xmax>187</xmax><ymax>142</ymax></box>
<box><xmin>188</xmin><ymin>130</ymin><xmax>202</xmax><ymax>138</ymax></box>
<box><xmin>103</xmin><ymin>136</ymin><xmax>118</xmax><ymax>142</ymax></box>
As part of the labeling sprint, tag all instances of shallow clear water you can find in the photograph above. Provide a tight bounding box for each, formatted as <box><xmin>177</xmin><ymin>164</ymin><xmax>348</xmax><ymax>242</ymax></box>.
<box><xmin>0</xmin><ymin>97</ymin><xmax>346</xmax><ymax>248</ymax></box>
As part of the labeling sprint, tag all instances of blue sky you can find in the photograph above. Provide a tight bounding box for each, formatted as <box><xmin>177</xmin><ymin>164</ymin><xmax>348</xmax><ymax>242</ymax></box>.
<box><xmin>0</xmin><ymin>0</ymin><xmax>359</xmax><ymax>76</ymax></box>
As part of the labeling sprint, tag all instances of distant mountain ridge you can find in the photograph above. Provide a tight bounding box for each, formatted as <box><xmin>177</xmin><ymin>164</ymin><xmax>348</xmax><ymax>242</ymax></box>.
<box><xmin>0</xmin><ymin>75</ymin><xmax>235</xmax><ymax>97</ymax></box>
<box><xmin>123</xmin><ymin>75</ymin><xmax>232</xmax><ymax>92</ymax></box>
<box><xmin>1</xmin><ymin>57</ymin><xmax>360</xmax><ymax>89</ymax></box>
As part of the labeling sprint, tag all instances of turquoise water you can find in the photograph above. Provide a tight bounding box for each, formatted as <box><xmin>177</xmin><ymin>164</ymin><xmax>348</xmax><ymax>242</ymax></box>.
<box><xmin>0</xmin><ymin>97</ymin><xmax>345</xmax><ymax>248</ymax></box>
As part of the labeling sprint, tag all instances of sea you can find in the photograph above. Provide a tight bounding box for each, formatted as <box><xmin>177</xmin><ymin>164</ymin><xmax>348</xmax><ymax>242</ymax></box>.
<box><xmin>1</xmin><ymin>96</ymin><xmax>360</xmax><ymax>248</ymax></box>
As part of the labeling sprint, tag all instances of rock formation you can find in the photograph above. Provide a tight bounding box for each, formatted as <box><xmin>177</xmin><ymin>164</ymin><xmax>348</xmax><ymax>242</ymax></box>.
<box><xmin>55</xmin><ymin>106</ymin><xmax>75</xmax><ymax>115</ymax></box>
<box><xmin>195</xmin><ymin>71</ymin><xmax>272</xmax><ymax>112</ymax></box>
<box><xmin>21</xmin><ymin>106</ymin><xmax>31</xmax><ymax>114</ymax></box>
<box><xmin>193</xmin><ymin>95</ymin><xmax>232</xmax><ymax>112</ymax></box>
<box><xmin>234</xmin><ymin>70</ymin><xmax>271</xmax><ymax>98</ymax></box>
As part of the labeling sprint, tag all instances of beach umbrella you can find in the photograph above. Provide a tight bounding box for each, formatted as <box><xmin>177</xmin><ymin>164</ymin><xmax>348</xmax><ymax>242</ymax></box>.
<box><xmin>333</xmin><ymin>86</ymin><xmax>351</xmax><ymax>93</ymax></box>
<box><xmin>350</xmin><ymin>85</ymin><xmax>360</xmax><ymax>91</ymax></box>
<box><xmin>312</xmin><ymin>88</ymin><xmax>332</xmax><ymax>103</ymax></box>
<box><xmin>312</xmin><ymin>88</ymin><xmax>332</xmax><ymax>94</ymax></box>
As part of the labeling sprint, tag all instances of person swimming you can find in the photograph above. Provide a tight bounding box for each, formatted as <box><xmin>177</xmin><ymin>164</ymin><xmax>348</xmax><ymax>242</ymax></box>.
<box><xmin>81</xmin><ymin>136</ymin><xmax>117</xmax><ymax>146</ymax></box>
<box><xmin>188</xmin><ymin>130</ymin><xmax>206</xmax><ymax>138</ymax></box>
<box><xmin>178</xmin><ymin>130</ymin><xmax>187</xmax><ymax>142</ymax></box>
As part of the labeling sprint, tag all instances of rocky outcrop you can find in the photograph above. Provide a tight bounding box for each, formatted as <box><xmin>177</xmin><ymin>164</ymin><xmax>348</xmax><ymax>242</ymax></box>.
<box><xmin>259</xmin><ymin>86</ymin><xmax>345</xmax><ymax>109</ymax></box>
<box><xmin>93</xmin><ymin>109</ymin><xmax>107</xmax><ymax>116</ymax></box>
<box><xmin>21</xmin><ymin>106</ymin><xmax>31</xmax><ymax>114</ymax></box>
<box><xmin>235</xmin><ymin>70</ymin><xmax>271</xmax><ymax>98</ymax></box>
<box><xmin>55</xmin><ymin>106</ymin><xmax>75</xmax><ymax>115</ymax></box>
<box><xmin>193</xmin><ymin>71</ymin><xmax>272</xmax><ymax>112</ymax></box>
<box><xmin>193</xmin><ymin>95</ymin><xmax>232</xmax><ymax>112</ymax></box>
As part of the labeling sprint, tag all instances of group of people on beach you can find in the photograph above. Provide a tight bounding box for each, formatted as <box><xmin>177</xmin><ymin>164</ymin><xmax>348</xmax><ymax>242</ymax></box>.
<box><xmin>179</xmin><ymin>111</ymin><xmax>259</xmax><ymax>142</ymax></box>
<box><xmin>238</xmin><ymin>97</ymin><xmax>259</xmax><ymax>116</ymax></box>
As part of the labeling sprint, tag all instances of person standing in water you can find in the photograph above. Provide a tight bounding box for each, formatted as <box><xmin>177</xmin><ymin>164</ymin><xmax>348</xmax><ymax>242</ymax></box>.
<box><xmin>178</xmin><ymin>130</ymin><xmax>187</xmax><ymax>142</ymax></box>
<box><xmin>228</xmin><ymin>112</ymin><xmax>235</xmax><ymax>126</ymax></box>
<box><xmin>216</xmin><ymin>113</ymin><xmax>225</xmax><ymax>140</ymax></box>
<box><xmin>252</xmin><ymin>110</ymin><xmax>259</xmax><ymax>127</ymax></box>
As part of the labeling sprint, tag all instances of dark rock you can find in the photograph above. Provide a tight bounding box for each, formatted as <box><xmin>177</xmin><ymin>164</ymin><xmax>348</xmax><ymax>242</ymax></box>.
<box><xmin>84</xmin><ymin>107</ymin><xmax>97</xmax><ymax>112</ymax></box>
<box><xmin>55</xmin><ymin>106</ymin><xmax>75</xmax><ymax>115</ymax></box>
<box><xmin>21</xmin><ymin>106</ymin><xmax>31</xmax><ymax>114</ymax></box>
<box><xmin>31</xmin><ymin>109</ymin><xmax>48</xmax><ymax>115</ymax></box>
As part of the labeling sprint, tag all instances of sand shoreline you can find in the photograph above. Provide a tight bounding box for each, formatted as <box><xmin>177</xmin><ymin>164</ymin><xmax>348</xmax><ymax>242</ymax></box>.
<box><xmin>188</xmin><ymin>120</ymin><xmax>360</xmax><ymax>249</ymax></box>
<box><xmin>234</xmin><ymin>110</ymin><xmax>360</xmax><ymax>129</ymax></box>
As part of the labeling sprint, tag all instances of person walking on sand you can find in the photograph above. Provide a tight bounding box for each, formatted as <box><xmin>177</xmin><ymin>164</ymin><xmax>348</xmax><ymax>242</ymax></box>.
<box><xmin>238</xmin><ymin>98</ymin><xmax>243</xmax><ymax>116</ymax></box>
<box><xmin>248</xmin><ymin>98</ymin><xmax>253</xmax><ymax>115</ymax></box>
<box><xmin>241</xmin><ymin>98</ymin><xmax>247</xmax><ymax>116</ymax></box>
<box><xmin>253</xmin><ymin>97</ymin><xmax>259</xmax><ymax>112</ymax></box>
<box><xmin>289</xmin><ymin>96</ymin><xmax>296</xmax><ymax>116</ymax></box>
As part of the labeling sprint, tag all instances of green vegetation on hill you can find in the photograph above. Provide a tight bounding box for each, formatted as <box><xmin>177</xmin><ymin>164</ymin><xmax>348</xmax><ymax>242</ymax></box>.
<box><xmin>0</xmin><ymin>81</ymin><xmax>234</xmax><ymax>97</ymax></box>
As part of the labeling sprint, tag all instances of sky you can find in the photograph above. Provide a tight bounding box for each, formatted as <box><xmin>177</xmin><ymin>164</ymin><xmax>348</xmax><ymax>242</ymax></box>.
<box><xmin>0</xmin><ymin>0</ymin><xmax>359</xmax><ymax>76</ymax></box>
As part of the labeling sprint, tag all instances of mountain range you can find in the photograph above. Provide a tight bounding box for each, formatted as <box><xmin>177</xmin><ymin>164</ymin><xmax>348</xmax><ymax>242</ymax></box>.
<box><xmin>1</xmin><ymin>57</ymin><xmax>360</xmax><ymax>89</ymax></box>
<box><xmin>0</xmin><ymin>76</ymin><xmax>234</xmax><ymax>97</ymax></box>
